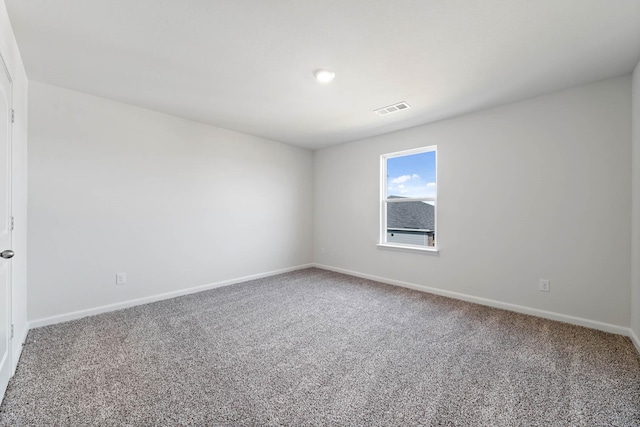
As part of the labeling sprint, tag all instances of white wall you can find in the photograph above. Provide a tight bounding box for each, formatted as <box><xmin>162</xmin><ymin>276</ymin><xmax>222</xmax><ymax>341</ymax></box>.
<box><xmin>632</xmin><ymin>63</ymin><xmax>640</xmax><ymax>346</ymax></box>
<box><xmin>28</xmin><ymin>82</ymin><xmax>312</xmax><ymax>322</ymax></box>
<box><xmin>0</xmin><ymin>0</ymin><xmax>28</xmax><ymax>369</ymax></box>
<box><xmin>314</xmin><ymin>76</ymin><xmax>632</xmax><ymax>329</ymax></box>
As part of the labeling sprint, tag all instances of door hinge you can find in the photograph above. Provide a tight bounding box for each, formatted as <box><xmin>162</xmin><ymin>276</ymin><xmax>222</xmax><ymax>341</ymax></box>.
<box><xmin>11</xmin><ymin>324</ymin><xmax>14</xmax><ymax>339</ymax></box>
<box><xmin>10</xmin><ymin>216</ymin><xmax>14</xmax><ymax>231</ymax></box>
<box><xmin>11</xmin><ymin>109</ymin><xmax>15</xmax><ymax>124</ymax></box>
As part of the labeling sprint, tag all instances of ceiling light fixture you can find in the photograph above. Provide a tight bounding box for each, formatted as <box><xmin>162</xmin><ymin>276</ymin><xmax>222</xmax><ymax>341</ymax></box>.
<box><xmin>314</xmin><ymin>69</ymin><xmax>335</xmax><ymax>83</ymax></box>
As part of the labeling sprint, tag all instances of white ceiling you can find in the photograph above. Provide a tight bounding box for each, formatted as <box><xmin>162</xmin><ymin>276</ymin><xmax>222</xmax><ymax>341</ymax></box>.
<box><xmin>6</xmin><ymin>0</ymin><xmax>640</xmax><ymax>149</ymax></box>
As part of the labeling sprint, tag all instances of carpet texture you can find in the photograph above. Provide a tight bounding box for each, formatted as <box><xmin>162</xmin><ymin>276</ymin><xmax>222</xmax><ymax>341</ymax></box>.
<box><xmin>1</xmin><ymin>268</ymin><xmax>639</xmax><ymax>426</ymax></box>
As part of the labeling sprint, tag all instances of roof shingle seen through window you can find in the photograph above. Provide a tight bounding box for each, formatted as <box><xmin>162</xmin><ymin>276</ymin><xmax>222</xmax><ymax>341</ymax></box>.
<box><xmin>387</xmin><ymin>197</ymin><xmax>434</xmax><ymax>230</ymax></box>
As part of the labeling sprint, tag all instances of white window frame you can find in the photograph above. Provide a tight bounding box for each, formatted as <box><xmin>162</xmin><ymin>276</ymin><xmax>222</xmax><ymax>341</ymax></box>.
<box><xmin>378</xmin><ymin>145</ymin><xmax>438</xmax><ymax>253</ymax></box>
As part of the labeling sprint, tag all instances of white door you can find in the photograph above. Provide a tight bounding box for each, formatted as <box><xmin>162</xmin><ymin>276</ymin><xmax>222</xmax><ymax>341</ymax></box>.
<box><xmin>0</xmin><ymin>55</ymin><xmax>13</xmax><ymax>399</ymax></box>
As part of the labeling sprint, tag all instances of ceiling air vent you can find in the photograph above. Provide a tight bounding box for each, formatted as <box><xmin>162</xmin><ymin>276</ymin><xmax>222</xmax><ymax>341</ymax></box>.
<box><xmin>374</xmin><ymin>102</ymin><xmax>411</xmax><ymax>116</ymax></box>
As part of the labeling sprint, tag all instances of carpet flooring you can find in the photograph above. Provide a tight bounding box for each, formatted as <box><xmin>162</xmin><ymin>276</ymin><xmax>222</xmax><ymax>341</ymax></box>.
<box><xmin>1</xmin><ymin>268</ymin><xmax>639</xmax><ymax>426</ymax></box>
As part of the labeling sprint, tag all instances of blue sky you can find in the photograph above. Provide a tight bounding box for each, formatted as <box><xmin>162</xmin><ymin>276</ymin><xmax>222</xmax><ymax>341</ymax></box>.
<box><xmin>387</xmin><ymin>151</ymin><xmax>436</xmax><ymax>199</ymax></box>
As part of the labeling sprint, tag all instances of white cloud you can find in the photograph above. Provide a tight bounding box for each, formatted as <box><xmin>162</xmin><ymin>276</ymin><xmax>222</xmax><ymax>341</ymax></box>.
<box><xmin>390</xmin><ymin>175</ymin><xmax>412</xmax><ymax>184</ymax></box>
<box><xmin>390</xmin><ymin>174</ymin><xmax>422</xmax><ymax>184</ymax></box>
<box><xmin>388</xmin><ymin>177</ymin><xmax>435</xmax><ymax>199</ymax></box>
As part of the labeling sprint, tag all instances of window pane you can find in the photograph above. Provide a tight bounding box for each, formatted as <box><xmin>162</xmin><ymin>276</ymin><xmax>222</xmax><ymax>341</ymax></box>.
<box><xmin>386</xmin><ymin>151</ymin><xmax>436</xmax><ymax>199</ymax></box>
<box><xmin>386</xmin><ymin>200</ymin><xmax>435</xmax><ymax>247</ymax></box>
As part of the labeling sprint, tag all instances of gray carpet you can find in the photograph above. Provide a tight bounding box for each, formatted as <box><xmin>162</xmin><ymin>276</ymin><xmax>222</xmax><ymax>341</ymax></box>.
<box><xmin>1</xmin><ymin>268</ymin><xmax>639</xmax><ymax>426</ymax></box>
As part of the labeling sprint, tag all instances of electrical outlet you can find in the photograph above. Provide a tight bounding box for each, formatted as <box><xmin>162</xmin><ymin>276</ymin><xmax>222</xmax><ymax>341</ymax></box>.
<box><xmin>116</xmin><ymin>273</ymin><xmax>127</xmax><ymax>285</ymax></box>
<box><xmin>539</xmin><ymin>279</ymin><xmax>550</xmax><ymax>292</ymax></box>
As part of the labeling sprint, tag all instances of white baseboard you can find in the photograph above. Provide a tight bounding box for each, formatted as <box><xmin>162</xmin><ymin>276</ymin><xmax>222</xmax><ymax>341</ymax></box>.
<box><xmin>313</xmin><ymin>263</ymin><xmax>632</xmax><ymax>338</ymax></box>
<box><xmin>23</xmin><ymin>262</ymin><xmax>640</xmax><ymax>357</ymax></box>
<box><xmin>630</xmin><ymin>329</ymin><xmax>640</xmax><ymax>355</ymax></box>
<box><xmin>29</xmin><ymin>263</ymin><xmax>314</xmax><ymax>329</ymax></box>
<box><xmin>11</xmin><ymin>324</ymin><xmax>29</xmax><ymax>374</ymax></box>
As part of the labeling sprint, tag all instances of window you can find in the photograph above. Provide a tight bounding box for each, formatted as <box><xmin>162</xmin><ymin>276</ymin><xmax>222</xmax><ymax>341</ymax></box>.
<box><xmin>380</xmin><ymin>146</ymin><xmax>437</xmax><ymax>251</ymax></box>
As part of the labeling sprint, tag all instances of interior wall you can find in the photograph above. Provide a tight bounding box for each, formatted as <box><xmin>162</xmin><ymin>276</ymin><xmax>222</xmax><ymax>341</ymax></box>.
<box><xmin>28</xmin><ymin>81</ymin><xmax>313</xmax><ymax>322</ymax></box>
<box><xmin>0</xmin><ymin>0</ymin><xmax>28</xmax><ymax>368</ymax></box>
<box><xmin>632</xmin><ymin>62</ymin><xmax>640</xmax><ymax>345</ymax></box>
<box><xmin>314</xmin><ymin>76</ymin><xmax>632</xmax><ymax>329</ymax></box>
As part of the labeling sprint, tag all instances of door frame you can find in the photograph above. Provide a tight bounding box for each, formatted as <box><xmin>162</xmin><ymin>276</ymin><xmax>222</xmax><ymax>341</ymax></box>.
<box><xmin>0</xmin><ymin>49</ymin><xmax>13</xmax><ymax>401</ymax></box>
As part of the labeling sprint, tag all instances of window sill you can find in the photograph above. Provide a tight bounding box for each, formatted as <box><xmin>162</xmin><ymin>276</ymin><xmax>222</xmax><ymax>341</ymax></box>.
<box><xmin>376</xmin><ymin>243</ymin><xmax>439</xmax><ymax>254</ymax></box>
